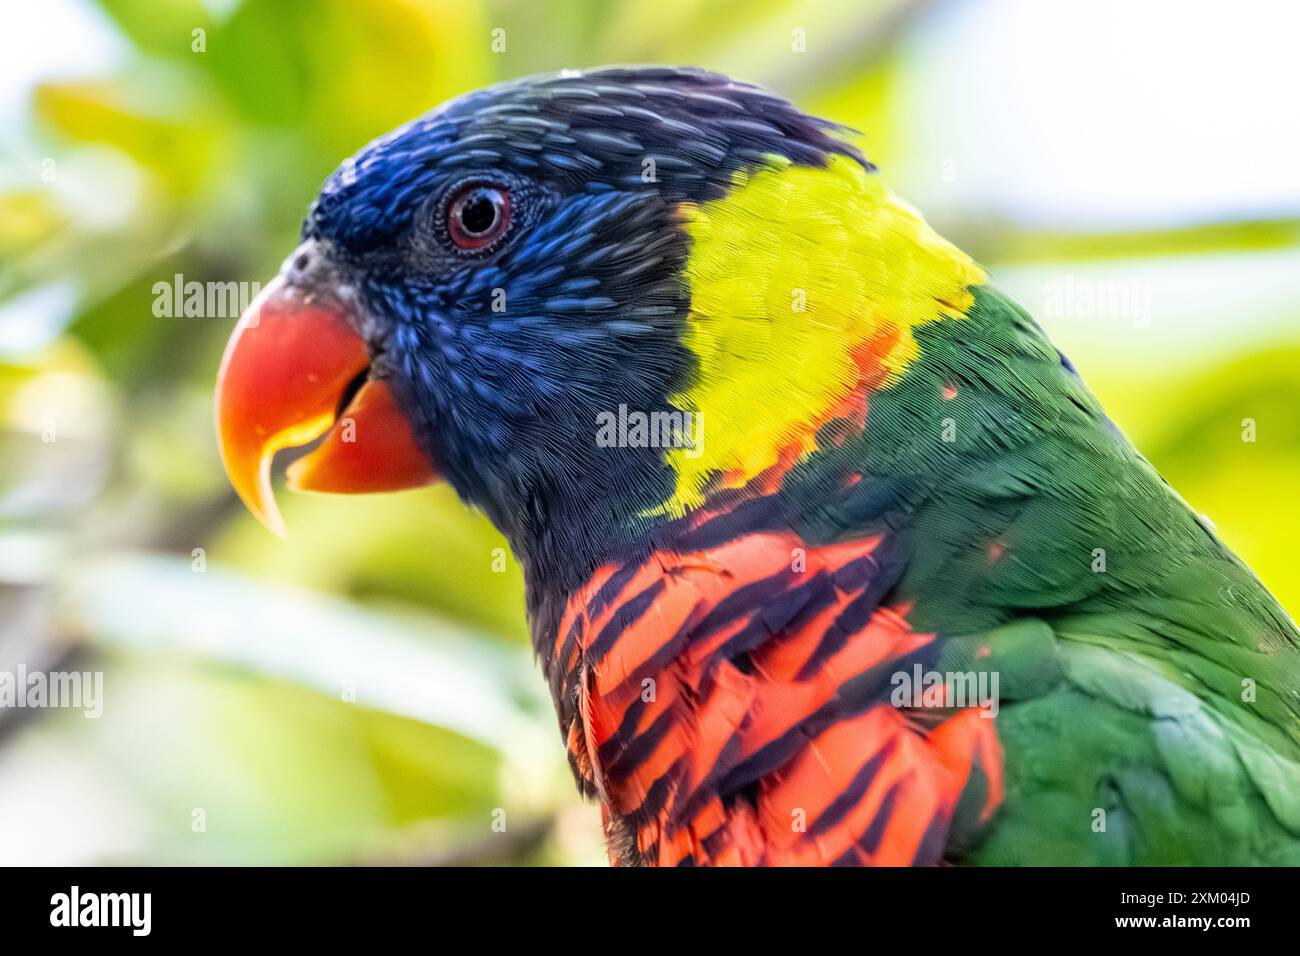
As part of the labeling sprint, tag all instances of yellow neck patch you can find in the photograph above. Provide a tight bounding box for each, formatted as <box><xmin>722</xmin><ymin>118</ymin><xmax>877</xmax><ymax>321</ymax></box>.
<box><xmin>659</xmin><ymin>153</ymin><xmax>985</xmax><ymax>516</ymax></box>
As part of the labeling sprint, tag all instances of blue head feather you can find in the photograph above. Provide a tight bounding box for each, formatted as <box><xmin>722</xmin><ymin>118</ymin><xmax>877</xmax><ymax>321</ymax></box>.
<box><xmin>300</xmin><ymin>67</ymin><xmax>865</xmax><ymax>590</ymax></box>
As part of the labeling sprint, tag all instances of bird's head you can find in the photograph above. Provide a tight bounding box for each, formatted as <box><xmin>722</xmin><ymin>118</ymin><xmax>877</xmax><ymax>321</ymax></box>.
<box><xmin>216</xmin><ymin>66</ymin><xmax>980</xmax><ymax>581</ymax></box>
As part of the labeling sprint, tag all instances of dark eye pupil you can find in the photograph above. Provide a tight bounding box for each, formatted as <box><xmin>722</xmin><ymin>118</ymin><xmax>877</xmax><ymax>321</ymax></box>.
<box><xmin>459</xmin><ymin>191</ymin><xmax>498</xmax><ymax>235</ymax></box>
<box><xmin>446</xmin><ymin>183</ymin><xmax>510</xmax><ymax>251</ymax></box>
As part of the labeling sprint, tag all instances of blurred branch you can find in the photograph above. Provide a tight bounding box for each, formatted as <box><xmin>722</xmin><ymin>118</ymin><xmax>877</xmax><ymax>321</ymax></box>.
<box><xmin>949</xmin><ymin>214</ymin><xmax>1300</xmax><ymax>266</ymax></box>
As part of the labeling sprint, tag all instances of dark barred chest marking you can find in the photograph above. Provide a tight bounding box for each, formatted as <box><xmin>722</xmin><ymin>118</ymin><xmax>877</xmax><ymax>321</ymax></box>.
<box><xmin>537</xmin><ymin>512</ymin><xmax>1005</xmax><ymax>866</ymax></box>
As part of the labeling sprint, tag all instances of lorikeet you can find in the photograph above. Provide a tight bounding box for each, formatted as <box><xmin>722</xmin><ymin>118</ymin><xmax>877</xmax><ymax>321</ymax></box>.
<box><xmin>215</xmin><ymin>67</ymin><xmax>1300</xmax><ymax>866</ymax></box>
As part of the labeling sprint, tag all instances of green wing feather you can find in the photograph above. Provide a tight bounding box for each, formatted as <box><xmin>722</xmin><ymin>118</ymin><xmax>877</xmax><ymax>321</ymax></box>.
<box><xmin>791</xmin><ymin>283</ymin><xmax>1300</xmax><ymax>863</ymax></box>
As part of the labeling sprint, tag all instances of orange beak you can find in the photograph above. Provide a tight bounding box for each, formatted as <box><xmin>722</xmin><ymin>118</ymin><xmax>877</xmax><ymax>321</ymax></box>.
<box><xmin>215</xmin><ymin>267</ymin><xmax>438</xmax><ymax>537</ymax></box>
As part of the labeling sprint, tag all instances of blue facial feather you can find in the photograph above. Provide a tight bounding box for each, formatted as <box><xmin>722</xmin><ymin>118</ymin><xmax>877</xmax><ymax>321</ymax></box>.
<box><xmin>299</xmin><ymin>66</ymin><xmax>865</xmax><ymax>590</ymax></box>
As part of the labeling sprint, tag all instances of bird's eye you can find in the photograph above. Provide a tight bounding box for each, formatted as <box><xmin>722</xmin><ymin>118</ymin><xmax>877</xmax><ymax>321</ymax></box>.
<box><xmin>447</xmin><ymin>183</ymin><xmax>510</xmax><ymax>251</ymax></box>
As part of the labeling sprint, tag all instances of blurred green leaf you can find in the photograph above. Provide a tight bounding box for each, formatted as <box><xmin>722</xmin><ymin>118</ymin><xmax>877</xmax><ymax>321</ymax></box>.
<box><xmin>206</xmin><ymin>0</ymin><xmax>493</xmax><ymax>156</ymax></box>
<box><xmin>34</xmin><ymin>78</ymin><xmax>226</xmax><ymax>197</ymax></box>
<box><xmin>216</xmin><ymin>485</ymin><xmax>531</xmax><ymax>642</ymax></box>
<box><xmin>93</xmin><ymin>0</ymin><xmax>215</xmax><ymax>62</ymax></box>
<box><xmin>0</xmin><ymin>191</ymin><xmax>68</xmax><ymax>263</ymax></box>
<box><xmin>10</xmin><ymin>659</ymin><xmax>503</xmax><ymax>863</ymax></box>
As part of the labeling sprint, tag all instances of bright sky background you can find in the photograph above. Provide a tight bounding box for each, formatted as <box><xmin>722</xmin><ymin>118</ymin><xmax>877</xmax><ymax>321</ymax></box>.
<box><xmin>0</xmin><ymin>0</ymin><xmax>122</xmax><ymax>128</ymax></box>
<box><xmin>899</xmin><ymin>0</ymin><xmax>1300</xmax><ymax>228</ymax></box>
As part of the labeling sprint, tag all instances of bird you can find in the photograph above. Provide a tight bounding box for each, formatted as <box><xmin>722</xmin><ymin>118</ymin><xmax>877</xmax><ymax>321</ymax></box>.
<box><xmin>215</xmin><ymin>66</ymin><xmax>1300</xmax><ymax>866</ymax></box>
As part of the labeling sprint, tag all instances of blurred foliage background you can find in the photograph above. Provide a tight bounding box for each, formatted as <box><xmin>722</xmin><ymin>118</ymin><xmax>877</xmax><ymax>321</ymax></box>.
<box><xmin>1</xmin><ymin>0</ymin><xmax>1297</xmax><ymax>864</ymax></box>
